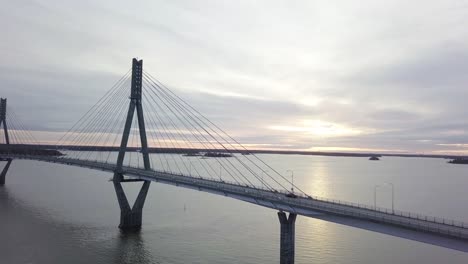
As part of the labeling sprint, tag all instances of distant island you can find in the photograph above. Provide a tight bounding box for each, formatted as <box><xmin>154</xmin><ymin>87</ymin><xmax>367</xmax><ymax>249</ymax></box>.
<box><xmin>203</xmin><ymin>152</ymin><xmax>233</xmax><ymax>158</ymax></box>
<box><xmin>7</xmin><ymin>144</ymin><xmax>468</xmax><ymax>160</ymax></box>
<box><xmin>182</xmin><ymin>152</ymin><xmax>202</xmax><ymax>157</ymax></box>
<box><xmin>448</xmin><ymin>158</ymin><xmax>468</xmax><ymax>165</ymax></box>
<box><xmin>0</xmin><ymin>145</ymin><xmax>62</xmax><ymax>156</ymax></box>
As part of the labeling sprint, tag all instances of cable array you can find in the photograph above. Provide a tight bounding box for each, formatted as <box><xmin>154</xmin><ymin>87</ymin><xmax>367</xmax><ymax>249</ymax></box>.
<box><xmin>2</xmin><ymin>67</ymin><xmax>304</xmax><ymax>195</ymax></box>
<box><xmin>55</xmin><ymin>69</ymin><xmax>132</xmax><ymax>163</ymax></box>
<box><xmin>141</xmin><ymin>71</ymin><xmax>305</xmax><ymax>195</ymax></box>
<box><xmin>1</xmin><ymin>106</ymin><xmax>39</xmax><ymax>145</ymax></box>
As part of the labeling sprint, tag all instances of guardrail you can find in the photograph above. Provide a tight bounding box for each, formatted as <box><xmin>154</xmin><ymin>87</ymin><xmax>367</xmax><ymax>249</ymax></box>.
<box><xmin>132</xmin><ymin>166</ymin><xmax>468</xmax><ymax>239</ymax></box>
<box><xmin>310</xmin><ymin>196</ymin><xmax>468</xmax><ymax>228</ymax></box>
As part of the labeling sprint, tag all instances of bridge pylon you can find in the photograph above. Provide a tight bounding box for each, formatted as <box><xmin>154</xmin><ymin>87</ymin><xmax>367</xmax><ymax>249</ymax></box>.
<box><xmin>1</xmin><ymin>98</ymin><xmax>9</xmax><ymax>145</ymax></box>
<box><xmin>278</xmin><ymin>211</ymin><xmax>297</xmax><ymax>264</ymax></box>
<box><xmin>112</xmin><ymin>58</ymin><xmax>152</xmax><ymax>230</ymax></box>
<box><xmin>0</xmin><ymin>98</ymin><xmax>12</xmax><ymax>185</ymax></box>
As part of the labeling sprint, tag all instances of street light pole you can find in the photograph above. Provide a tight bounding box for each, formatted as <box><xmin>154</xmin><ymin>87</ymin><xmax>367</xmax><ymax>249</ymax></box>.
<box><xmin>384</xmin><ymin>182</ymin><xmax>394</xmax><ymax>214</ymax></box>
<box><xmin>261</xmin><ymin>170</ymin><xmax>268</xmax><ymax>189</ymax></box>
<box><xmin>375</xmin><ymin>183</ymin><xmax>395</xmax><ymax>213</ymax></box>
<box><xmin>287</xmin><ymin>170</ymin><xmax>294</xmax><ymax>193</ymax></box>
<box><xmin>374</xmin><ymin>185</ymin><xmax>380</xmax><ymax>210</ymax></box>
<box><xmin>219</xmin><ymin>164</ymin><xmax>222</xmax><ymax>181</ymax></box>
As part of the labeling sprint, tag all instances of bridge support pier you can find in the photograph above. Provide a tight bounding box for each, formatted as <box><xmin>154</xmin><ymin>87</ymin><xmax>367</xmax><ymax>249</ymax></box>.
<box><xmin>278</xmin><ymin>211</ymin><xmax>297</xmax><ymax>264</ymax></box>
<box><xmin>111</xmin><ymin>58</ymin><xmax>152</xmax><ymax>231</ymax></box>
<box><xmin>113</xmin><ymin>175</ymin><xmax>151</xmax><ymax>230</ymax></box>
<box><xmin>0</xmin><ymin>159</ymin><xmax>12</xmax><ymax>185</ymax></box>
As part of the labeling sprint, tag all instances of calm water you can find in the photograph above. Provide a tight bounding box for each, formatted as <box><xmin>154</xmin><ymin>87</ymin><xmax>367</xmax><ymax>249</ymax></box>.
<box><xmin>1</xmin><ymin>154</ymin><xmax>468</xmax><ymax>263</ymax></box>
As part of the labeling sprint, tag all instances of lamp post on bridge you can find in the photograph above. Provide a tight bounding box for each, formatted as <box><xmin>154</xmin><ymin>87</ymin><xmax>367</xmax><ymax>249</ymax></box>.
<box><xmin>374</xmin><ymin>185</ymin><xmax>380</xmax><ymax>210</ymax></box>
<box><xmin>189</xmin><ymin>161</ymin><xmax>192</xmax><ymax>176</ymax></box>
<box><xmin>374</xmin><ymin>182</ymin><xmax>395</xmax><ymax>213</ymax></box>
<box><xmin>384</xmin><ymin>182</ymin><xmax>394</xmax><ymax>214</ymax></box>
<box><xmin>261</xmin><ymin>170</ymin><xmax>268</xmax><ymax>189</ymax></box>
<box><xmin>219</xmin><ymin>164</ymin><xmax>223</xmax><ymax>181</ymax></box>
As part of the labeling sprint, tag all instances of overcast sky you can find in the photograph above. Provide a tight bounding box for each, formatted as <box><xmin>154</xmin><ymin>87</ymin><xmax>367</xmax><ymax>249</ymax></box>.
<box><xmin>2</xmin><ymin>0</ymin><xmax>468</xmax><ymax>154</ymax></box>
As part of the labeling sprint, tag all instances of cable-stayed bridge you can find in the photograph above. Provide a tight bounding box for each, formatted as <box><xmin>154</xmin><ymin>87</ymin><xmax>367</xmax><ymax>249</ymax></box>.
<box><xmin>1</xmin><ymin>59</ymin><xmax>467</xmax><ymax>263</ymax></box>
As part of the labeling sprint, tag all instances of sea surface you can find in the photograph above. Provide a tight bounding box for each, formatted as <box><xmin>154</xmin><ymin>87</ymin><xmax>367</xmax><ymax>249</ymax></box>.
<box><xmin>1</xmin><ymin>154</ymin><xmax>468</xmax><ymax>264</ymax></box>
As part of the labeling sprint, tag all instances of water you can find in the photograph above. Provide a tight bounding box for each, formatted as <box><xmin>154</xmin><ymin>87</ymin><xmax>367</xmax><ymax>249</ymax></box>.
<box><xmin>1</xmin><ymin>154</ymin><xmax>468</xmax><ymax>263</ymax></box>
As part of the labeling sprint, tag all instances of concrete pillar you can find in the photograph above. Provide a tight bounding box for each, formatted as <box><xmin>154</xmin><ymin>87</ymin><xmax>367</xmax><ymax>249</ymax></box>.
<box><xmin>0</xmin><ymin>159</ymin><xmax>12</xmax><ymax>185</ymax></box>
<box><xmin>112</xmin><ymin>59</ymin><xmax>152</xmax><ymax>231</ymax></box>
<box><xmin>113</xmin><ymin>177</ymin><xmax>150</xmax><ymax>230</ymax></box>
<box><xmin>278</xmin><ymin>211</ymin><xmax>297</xmax><ymax>264</ymax></box>
<box><xmin>0</xmin><ymin>98</ymin><xmax>9</xmax><ymax>145</ymax></box>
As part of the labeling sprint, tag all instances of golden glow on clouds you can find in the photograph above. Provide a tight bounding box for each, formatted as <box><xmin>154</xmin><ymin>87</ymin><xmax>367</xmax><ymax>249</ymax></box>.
<box><xmin>199</xmin><ymin>89</ymin><xmax>268</xmax><ymax>101</ymax></box>
<box><xmin>432</xmin><ymin>149</ymin><xmax>468</xmax><ymax>155</ymax></box>
<box><xmin>437</xmin><ymin>143</ymin><xmax>468</xmax><ymax>148</ymax></box>
<box><xmin>268</xmin><ymin>120</ymin><xmax>363</xmax><ymax>137</ymax></box>
<box><xmin>434</xmin><ymin>144</ymin><xmax>468</xmax><ymax>155</ymax></box>
<box><xmin>308</xmin><ymin>146</ymin><xmax>408</xmax><ymax>153</ymax></box>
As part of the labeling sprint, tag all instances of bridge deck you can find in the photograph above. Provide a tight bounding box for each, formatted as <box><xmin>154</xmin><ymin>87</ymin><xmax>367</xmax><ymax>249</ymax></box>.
<box><xmin>3</xmin><ymin>154</ymin><xmax>468</xmax><ymax>251</ymax></box>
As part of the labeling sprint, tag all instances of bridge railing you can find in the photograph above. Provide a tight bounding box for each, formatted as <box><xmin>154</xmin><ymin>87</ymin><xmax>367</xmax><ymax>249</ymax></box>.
<box><xmin>287</xmin><ymin>195</ymin><xmax>468</xmax><ymax>239</ymax></box>
<box><xmin>140</xmin><ymin>163</ymin><xmax>468</xmax><ymax>230</ymax></box>
<box><xmin>174</xmin><ymin>174</ymin><xmax>468</xmax><ymax>238</ymax></box>
<box><xmin>284</xmin><ymin>192</ymin><xmax>468</xmax><ymax>229</ymax></box>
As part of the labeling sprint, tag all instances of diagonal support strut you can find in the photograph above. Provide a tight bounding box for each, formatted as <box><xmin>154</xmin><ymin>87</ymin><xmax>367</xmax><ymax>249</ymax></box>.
<box><xmin>1</xmin><ymin>98</ymin><xmax>11</xmax><ymax>185</ymax></box>
<box><xmin>0</xmin><ymin>158</ymin><xmax>12</xmax><ymax>185</ymax></box>
<box><xmin>0</xmin><ymin>98</ymin><xmax>9</xmax><ymax>145</ymax></box>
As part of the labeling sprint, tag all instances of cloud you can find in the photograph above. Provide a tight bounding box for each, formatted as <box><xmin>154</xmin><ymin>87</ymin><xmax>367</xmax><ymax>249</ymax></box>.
<box><xmin>1</xmin><ymin>0</ymin><xmax>468</xmax><ymax>154</ymax></box>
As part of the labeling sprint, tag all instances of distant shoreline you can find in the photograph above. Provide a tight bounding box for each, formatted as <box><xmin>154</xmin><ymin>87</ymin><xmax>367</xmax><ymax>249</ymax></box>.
<box><xmin>10</xmin><ymin>144</ymin><xmax>467</xmax><ymax>160</ymax></box>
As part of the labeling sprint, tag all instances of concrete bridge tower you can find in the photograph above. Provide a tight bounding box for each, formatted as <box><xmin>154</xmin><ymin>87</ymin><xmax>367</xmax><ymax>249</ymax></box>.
<box><xmin>0</xmin><ymin>98</ymin><xmax>9</xmax><ymax>145</ymax></box>
<box><xmin>112</xmin><ymin>58</ymin><xmax>152</xmax><ymax>230</ymax></box>
<box><xmin>0</xmin><ymin>98</ymin><xmax>12</xmax><ymax>185</ymax></box>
